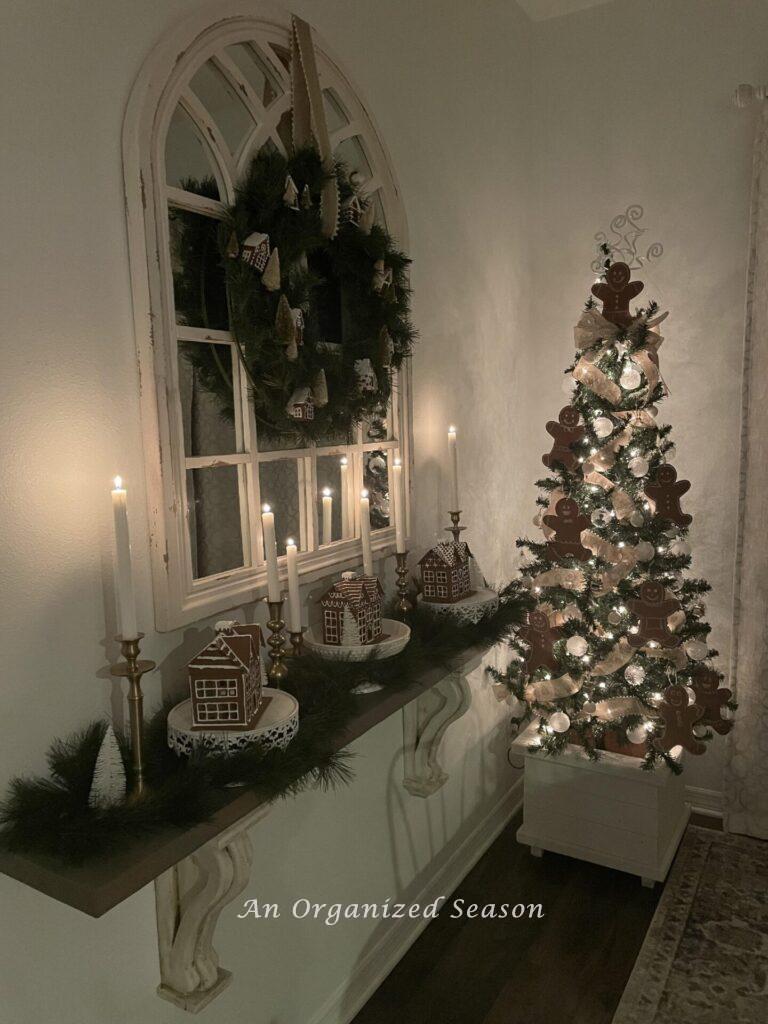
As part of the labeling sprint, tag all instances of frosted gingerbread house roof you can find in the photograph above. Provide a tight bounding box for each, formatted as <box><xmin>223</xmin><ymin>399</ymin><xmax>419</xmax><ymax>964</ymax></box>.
<box><xmin>189</xmin><ymin>625</ymin><xmax>262</xmax><ymax>671</ymax></box>
<box><xmin>320</xmin><ymin>574</ymin><xmax>383</xmax><ymax>610</ymax></box>
<box><xmin>418</xmin><ymin>540</ymin><xmax>472</xmax><ymax>567</ymax></box>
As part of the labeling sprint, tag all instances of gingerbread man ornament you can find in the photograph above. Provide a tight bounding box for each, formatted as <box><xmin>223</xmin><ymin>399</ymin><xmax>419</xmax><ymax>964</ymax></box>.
<box><xmin>591</xmin><ymin>262</ymin><xmax>644</xmax><ymax>327</ymax></box>
<box><xmin>690</xmin><ymin>665</ymin><xmax>733</xmax><ymax>735</ymax></box>
<box><xmin>655</xmin><ymin>684</ymin><xmax>706</xmax><ymax>755</ymax></box>
<box><xmin>627</xmin><ymin>581</ymin><xmax>682</xmax><ymax>649</ymax></box>
<box><xmin>543</xmin><ymin>497</ymin><xmax>591</xmax><ymax>562</ymax></box>
<box><xmin>542</xmin><ymin>406</ymin><xmax>585</xmax><ymax>473</ymax></box>
<box><xmin>645</xmin><ymin>465</ymin><xmax>692</xmax><ymax>528</ymax></box>
<box><xmin>518</xmin><ymin>609</ymin><xmax>563</xmax><ymax>676</ymax></box>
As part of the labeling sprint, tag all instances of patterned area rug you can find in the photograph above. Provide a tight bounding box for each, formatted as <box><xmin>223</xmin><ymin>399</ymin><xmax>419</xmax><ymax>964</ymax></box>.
<box><xmin>613</xmin><ymin>826</ymin><xmax>768</xmax><ymax>1024</ymax></box>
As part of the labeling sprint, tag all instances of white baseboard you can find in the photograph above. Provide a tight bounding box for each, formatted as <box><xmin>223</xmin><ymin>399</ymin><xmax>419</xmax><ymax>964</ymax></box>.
<box><xmin>308</xmin><ymin>780</ymin><xmax>523</xmax><ymax>1024</ymax></box>
<box><xmin>685</xmin><ymin>785</ymin><xmax>724</xmax><ymax>819</ymax></box>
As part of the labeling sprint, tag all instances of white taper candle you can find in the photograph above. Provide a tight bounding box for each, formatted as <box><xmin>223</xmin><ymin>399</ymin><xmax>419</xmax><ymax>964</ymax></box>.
<box><xmin>261</xmin><ymin>504</ymin><xmax>281</xmax><ymax>602</ymax></box>
<box><xmin>285</xmin><ymin>538</ymin><xmax>301</xmax><ymax>633</ymax></box>
<box><xmin>392</xmin><ymin>456</ymin><xmax>406</xmax><ymax>553</ymax></box>
<box><xmin>360</xmin><ymin>489</ymin><xmax>373</xmax><ymax>577</ymax></box>
<box><xmin>322</xmin><ymin>488</ymin><xmax>332</xmax><ymax>546</ymax></box>
<box><xmin>111</xmin><ymin>477</ymin><xmax>139</xmax><ymax>640</ymax></box>
<box><xmin>340</xmin><ymin>457</ymin><xmax>349</xmax><ymax>538</ymax></box>
<box><xmin>448</xmin><ymin>425</ymin><xmax>460</xmax><ymax>511</ymax></box>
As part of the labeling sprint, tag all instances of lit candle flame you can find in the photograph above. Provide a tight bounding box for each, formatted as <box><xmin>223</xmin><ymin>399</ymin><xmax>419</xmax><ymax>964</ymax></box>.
<box><xmin>262</xmin><ymin>503</ymin><xmax>271</xmax><ymax>513</ymax></box>
<box><xmin>322</xmin><ymin>487</ymin><xmax>332</xmax><ymax>497</ymax></box>
<box><xmin>113</xmin><ymin>475</ymin><xmax>123</xmax><ymax>490</ymax></box>
<box><xmin>286</xmin><ymin>537</ymin><xmax>295</xmax><ymax>547</ymax></box>
<box><xmin>361</xmin><ymin>488</ymin><xmax>369</xmax><ymax>498</ymax></box>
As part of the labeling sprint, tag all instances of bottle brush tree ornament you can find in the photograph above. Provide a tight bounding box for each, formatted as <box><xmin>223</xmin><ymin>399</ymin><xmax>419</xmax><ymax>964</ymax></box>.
<box><xmin>494</xmin><ymin>256</ymin><xmax>736</xmax><ymax>771</ymax></box>
<box><xmin>88</xmin><ymin>724</ymin><xmax>127</xmax><ymax>808</ymax></box>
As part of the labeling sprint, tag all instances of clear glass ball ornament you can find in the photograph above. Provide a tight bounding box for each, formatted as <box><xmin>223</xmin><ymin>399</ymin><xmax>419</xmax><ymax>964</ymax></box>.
<box><xmin>620</xmin><ymin>365</ymin><xmax>642</xmax><ymax>390</ymax></box>
<box><xmin>685</xmin><ymin>639</ymin><xmax>709</xmax><ymax>661</ymax></box>
<box><xmin>629</xmin><ymin>511</ymin><xmax>645</xmax><ymax>527</ymax></box>
<box><xmin>626</xmin><ymin>724</ymin><xmax>648</xmax><ymax>745</ymax></box>
<box><xmin>636</xmin><ymin>540</ymin><xmax>655</xmax><ymax>561</ymax></box>
<box><xmin>593</xmin><ymin>416</ymin><xmax>613</xmax><ymax>438</ymax></box>
<box><xmin>629</xmin><ymin>456</ymin><xmax>650</xmax><ymax>477</ymax></box>
<box><xmin>549</xmin><ymin>711</ymin><xmax>571</xmax><ymax>734</ymax></box>
<box><xmin>591</xmin><ymin>508</ymin><xmax>612</xmax><ymax>527</ymax></box>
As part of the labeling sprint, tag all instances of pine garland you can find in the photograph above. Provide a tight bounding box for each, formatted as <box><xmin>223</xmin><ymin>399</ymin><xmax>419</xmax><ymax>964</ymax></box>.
<box><xmin>174</xmin><ymin>148</ymin><xmax>416</xmax><ymax>445</ymax></box>
<box><xmin>0</xmin><ymin>587</ymin><xmax>530</xmax><ymax>865</ymax></box>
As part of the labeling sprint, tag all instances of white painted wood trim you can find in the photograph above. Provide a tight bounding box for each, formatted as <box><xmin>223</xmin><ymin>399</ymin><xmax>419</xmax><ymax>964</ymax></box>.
<box><xmin>306</xmin><ymin>781</ymin><xmax>523</xmax><ymax>1024</ymax></box>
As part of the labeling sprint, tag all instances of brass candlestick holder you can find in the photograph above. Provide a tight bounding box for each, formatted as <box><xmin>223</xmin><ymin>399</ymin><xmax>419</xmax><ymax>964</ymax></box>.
<box><xmin>266</xmin><ymin>598</ymin><xmax>289</xmax><ymax>686</ymax></box>
<box><xmin>394</xmin><ymin>551</ymin><xmax>413</xmax><ymax>615</ymax></box>
<box><xmin>289</xmin><ymin>628</ymin><xmax>305</xmax><ymax>656</ymax></box>
<box><xmin>110</xmin><ymin>633</ymin><xmax>155</xmax><ymax>797</ymax></box>
<box><xmin>445</xmin><ymin>510</ymin><xmax>466</xmax><ymax>544</ymax></box>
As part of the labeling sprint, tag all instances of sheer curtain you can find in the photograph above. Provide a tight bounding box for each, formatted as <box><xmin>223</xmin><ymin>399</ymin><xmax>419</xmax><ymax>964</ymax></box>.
<box><xmin>726</xmin><ymin>102</ymin><xmax>768</xmax><ymax>840</ymax></box>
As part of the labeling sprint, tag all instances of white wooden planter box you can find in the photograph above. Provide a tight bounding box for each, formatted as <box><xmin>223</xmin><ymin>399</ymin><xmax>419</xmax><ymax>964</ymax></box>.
<box><xmin>510</xmin><ymin>723</ymin><xmax>690</xmax><ymax>886</ymax></box>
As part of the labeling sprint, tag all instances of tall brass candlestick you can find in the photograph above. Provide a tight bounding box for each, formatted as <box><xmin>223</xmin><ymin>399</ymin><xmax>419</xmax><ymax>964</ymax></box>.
<box><xmin>394</xmin><ymin>551</ymin><xmax>413</xmax><ymax>615</ymax></box>
<box><xmin>445</xmin><ymin>510</ymin><xmax>466</xmax><ymax>545</ymax></box>
<box><xmin>266</xmin><ymin>598</ymin><xmax>289</xmax><ymax>686</ymax></box>
<box><xmin>110</xmin><ymin>633</ymin><xmax>155</xmax><ymax>796</ymax></box>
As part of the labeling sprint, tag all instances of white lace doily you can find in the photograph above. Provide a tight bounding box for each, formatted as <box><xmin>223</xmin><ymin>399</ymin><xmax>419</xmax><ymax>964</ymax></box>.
<box><xmin>417</xmin><ymin>588</ymin><xmax>499</xmax><ymax>625</ymax></box>
<box><xmin>167</xmin><ymin>689</ymin><xmax>299</xmax><ymax>757</ymax></box>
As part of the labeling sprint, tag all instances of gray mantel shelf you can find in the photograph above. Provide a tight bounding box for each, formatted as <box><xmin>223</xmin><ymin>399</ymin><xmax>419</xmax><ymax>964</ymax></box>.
<box><xmin>0</xmin><ymin>641</ymin><xmax>490</xmax><ymax>921</ymax></box>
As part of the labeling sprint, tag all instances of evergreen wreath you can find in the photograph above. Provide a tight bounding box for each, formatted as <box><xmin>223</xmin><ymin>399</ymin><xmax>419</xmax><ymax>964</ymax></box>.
<box><xmin>0</xmin><ymin>587</ymin><xmax>530</xmax><ymax>865</ymax></box>
<box><xmin>176</xmin><ymin>147</ymin><xmax>416</xmax><ymax>444</ymax></box>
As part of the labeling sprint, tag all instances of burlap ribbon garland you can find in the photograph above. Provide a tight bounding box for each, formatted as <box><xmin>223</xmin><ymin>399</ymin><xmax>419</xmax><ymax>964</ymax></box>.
<box><xmin>645</xmin><ymin>644</ymin><xmax>688</xmax><ymax>670</ymax></box>
<box><xmin>592</xmin><ymin>637</ymin><xmax>635</xmax><ymax>676</ymax></box>
<box><xmin>594</xmin><ymin>696</ymin><xmax>649</xmax><ymax>722</ymax></box>
<box><xmin>533</xmin><ymin>568</ymin><xmax>587</xmax><ymax>593</ymax></box>
<box><xmin>573</xmin><ymin>352</ymin><xmax>622</xmax><ymax>406</ymax></box>
<box><xmin>525</xmin><ymin>674</ymin><xmax>582</xmax><ymax>703</ymax></box>
<box><xmin>291</xmin><ymin>16</ymin><xmax>339</xmax><ymax>238</ymax></box>
<box><xmin>573</xmin><ymin>309</ymin><xmax>620</xmax><ymax>349</ymax></box>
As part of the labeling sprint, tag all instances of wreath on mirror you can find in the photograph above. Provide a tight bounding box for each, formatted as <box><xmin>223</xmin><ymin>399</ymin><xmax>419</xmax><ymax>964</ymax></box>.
<box><xmin>173</xmin><ymin>147</ymin><xmax>415</xmax><ymax>445</ymax></box>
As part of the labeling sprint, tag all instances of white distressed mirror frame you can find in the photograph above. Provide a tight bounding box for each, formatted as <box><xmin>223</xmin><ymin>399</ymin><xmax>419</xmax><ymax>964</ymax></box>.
<box><xmin>123</xmin><ymin>2</ymin><xmax>412</xmax><ymax>631</ymax></box>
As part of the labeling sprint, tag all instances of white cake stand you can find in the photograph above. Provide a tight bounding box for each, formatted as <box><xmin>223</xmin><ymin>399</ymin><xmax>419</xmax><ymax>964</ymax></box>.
<box><xmin>417</xmin><ymin>588</ymin><xmax>499</xmax><ymax>625</ymax></box>
<box><xmin>303</xmin><ymin>618</ymin><xmax>411</xmax><ymax>694</ymax></box>
<box><xmin>167</xmin><ymin>688</ymin><xmax>299</xmax><ymax>758</ymax></box>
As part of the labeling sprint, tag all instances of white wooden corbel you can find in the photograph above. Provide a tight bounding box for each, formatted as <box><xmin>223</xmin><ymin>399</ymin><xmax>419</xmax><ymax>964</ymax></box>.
<box><xmin>402</xmin><ymin>671</ymin><xmax>471</xmax><ymax>797</ymax></box>
<box><xmin>154</xmin><ymin>805</ymin><xmax>269</xmax><ymax>1012</ymax></box>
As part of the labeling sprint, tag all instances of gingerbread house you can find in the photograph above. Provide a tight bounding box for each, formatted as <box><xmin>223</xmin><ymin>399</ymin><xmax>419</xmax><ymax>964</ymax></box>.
<box><xmin>286</xmin><ymin>386</ymin><xmax>314</xmax><ymax>421</ymax></box>
<box><xmin>320</xmin><ymin>572</ymin><xmax>384</xmax><ymax>646</ymax></box>
<box><xmin>240</xmin><ymin>231</ymin><xmax>270</xmax><ymax>272</ymax></box>
<box><xmin>188</xmin><ymin>621</ymin><xmax>263</xmax><ymax>731</ymax></box>
<box><xmin>419</xmin><ymin>541</ymin><xmax>472</xmax><ymax>604</ymax></box>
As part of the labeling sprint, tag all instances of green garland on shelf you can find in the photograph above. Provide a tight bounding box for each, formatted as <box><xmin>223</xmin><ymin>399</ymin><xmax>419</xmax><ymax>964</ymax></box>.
<box><xmin>0</xmin><ymin>587</ymin><xmax>531</xmax><ymax>865</ymax></box>
<box><xmin>174</xmin><ymin>147</ymin><xmax>416</xmax><ymax>445</ymax></box>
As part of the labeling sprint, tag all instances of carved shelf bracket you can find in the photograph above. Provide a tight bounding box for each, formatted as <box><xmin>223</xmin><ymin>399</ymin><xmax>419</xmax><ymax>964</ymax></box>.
<box><xmin>402</xmin><ymin>670</ymin><xmax>471</xmax><ymax>797</ymax></box>
<box><xmin>154</xmin><ymin>806</ymin><xmax>269</xmax><ymax>1013</ymax></box>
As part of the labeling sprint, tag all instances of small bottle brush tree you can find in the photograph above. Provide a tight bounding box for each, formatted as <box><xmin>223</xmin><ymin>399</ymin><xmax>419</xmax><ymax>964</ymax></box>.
<box><xmin>494</xmin><ymin>251</ymin><xmax>735</xmax><ymax>771</ymax></box>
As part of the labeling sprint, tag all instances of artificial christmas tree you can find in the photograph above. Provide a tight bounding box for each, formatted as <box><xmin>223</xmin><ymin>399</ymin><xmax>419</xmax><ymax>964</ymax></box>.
<box><xmin>497</xmin><ymin>254</ymin><xmax>735</xmax><ymax>770</ymax></box>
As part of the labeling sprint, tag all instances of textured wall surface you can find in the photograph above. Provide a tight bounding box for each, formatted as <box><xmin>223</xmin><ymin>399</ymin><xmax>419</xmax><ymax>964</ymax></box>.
<box><xmin>0</xmin><ymin>0</ymin><xmax>764</xmax><ymax>1019</ymax></box>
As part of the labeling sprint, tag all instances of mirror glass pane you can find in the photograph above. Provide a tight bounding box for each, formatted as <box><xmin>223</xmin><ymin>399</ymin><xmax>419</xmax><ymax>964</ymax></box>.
<box><xmin>165</xmin><ymin>105</ymin><xmax>221</xmax><ymax>197</ymax></box>
<box><xmin>225</xmin><ymin>43</ymin><xmax>282</xmax><ymax>107</ymax></box>
<box><xmin>168</xmin><ymin>208</ymin><xmax>228</xmax><ymax>331</ymax></box>
<box><xmin>335</xmin><ymin>135</ymin><xmax>372</xmax><ymax>181</ymax></box>
<box><xmin>363</xmin><ymin>450</ymin><xmax>390</xmax><ymax>529</ymax></box>
<box><xmin>178</xmin><ymin>341</ymin><xmax>238</xmax><ymax>457</ymax></box>
<box><xmin>259</xmin><ymin>460</ymin><xmax>301</xmax><ymax>555</ymax></box>
<box><xmin>190</xmin><ymin>60</ymin><xmax>254</xmax><ymax>155</ymax></box>
<box><xmin>187</xmin><ymin>465</ymin><xmax>245</xmax><ymax>578</ymax></box>
<box><xmin>323</xmin><ymin>89</ymin><xmax>348</xmax><ymax>133</ymax></box>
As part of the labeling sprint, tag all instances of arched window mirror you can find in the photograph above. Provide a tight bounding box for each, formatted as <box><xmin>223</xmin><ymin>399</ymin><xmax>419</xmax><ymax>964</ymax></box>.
<box><xmin>124</xmin><ymin>4</ymin><xmax>410</xmax><ymax>630</ymax></box>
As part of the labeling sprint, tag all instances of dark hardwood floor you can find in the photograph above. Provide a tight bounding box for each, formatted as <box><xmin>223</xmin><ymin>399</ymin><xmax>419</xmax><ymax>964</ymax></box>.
<box><xmin>352</xmin><ymin>811</ymin><xmax>716</xmax><ymax>1024</ymax></box>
